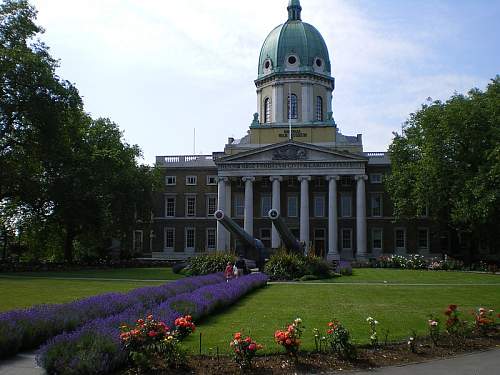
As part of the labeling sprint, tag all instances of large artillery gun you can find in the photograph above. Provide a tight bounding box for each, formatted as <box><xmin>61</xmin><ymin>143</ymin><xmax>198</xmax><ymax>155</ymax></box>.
<box><xmin>268</xmin><ymin>209</ymin><xmax>305</xmax><ymax>254</ymax></box>
<box><xmin>214</xmin><ymin>210</ymin><xmax>268</xmax><ymax>269</ymax></box>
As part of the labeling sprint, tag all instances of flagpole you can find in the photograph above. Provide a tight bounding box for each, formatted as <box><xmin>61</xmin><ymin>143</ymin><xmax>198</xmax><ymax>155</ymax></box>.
<box><xmin>288</xmin><ymin>85</ymin><xmax>292</xmax><ymax>140</ymax></box>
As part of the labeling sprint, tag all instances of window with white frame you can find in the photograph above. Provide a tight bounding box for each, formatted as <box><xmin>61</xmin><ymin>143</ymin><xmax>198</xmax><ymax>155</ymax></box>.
<box><xmin>186</xmin><ymin>176</ymin><xmax>197</xmax><ymax>185</ymax></box>
<box><xmin>206</xmin><ymin>195</ymin><xmax>217</xmax><ymax>216</ymax></box>
<box><xmin>261</xmin><ymin>194</ymin><xmax>272</xmax><ymax>217</ymax></box>
<box><xmin>341</xmin><ymin>228</ymin><xmax>352</xmax><ymax>250</ymax></box>
<box><xmin>185</xmin><ymin>196</ymin><xmax>196</xmax><ymax>217</ymax></box>
<box><xmin>133</xmin><ymin>230</ymin><xmax>143</xmax><ymax>252</ymax></box>
<box><xmin>372</xmin><ymin>228</ymin><xmax>383</xmax><ymax>251</ymax></box>
<box><xmin>316</xmin><ymin>96</ymin><xmax>323</xmax><ymax>121</ymax></box>
<box><xmin>371</xmin><ymin>193</ymin><xmax>383</xmax><ymax>217</ymax></box>
<box><xmin>164</xmin><ymin>228</ymin><xmax>175</xmax><ymax>250</ymax></box>
<box><xmin>165</xmin><ymin>196</ymin><xmax>176</xmax><ymax>217</ymax></box>
<box><xmin>418</xmin><ymin>228</ymin><xmax>429</xmax><ymax>250</ymax></box>
<box><xmin>185</xmin><ymin>227</ymin><xmax>195</xmax><ymax>250</ymax></box>
<box><xmin>234</xmin><ymin>193</ymin><xmax>244</xmax><ymax>218</ymax></box>
<box><xmin>206</xmin><ymin>175</ymin><xmax>217</xmax><ymax>185</ymax></box>
<box><xmin>340</xmin><ymin>193</ymin><xmax>352</xmax><ymax>217</ymax></box>
<box><xmin>206</xmin><ymin>228</ymin><xmax>216</xmax><ymax>250</ymax></box>
<box><xmin>165</xmin><ymin>176</ymin><xmax>176</xmax><ymax>185</ymax></box>
<box><xmin>287</xmin><ymin>93</ymin><xmax>298</xmax><ymax>119</ymax></box>
<box><xmin>395</xmin><ymin>228</ymin><xmax>406</xmax><ymax>250</ymax></box>
<box><xmin>264</xmin><ymin>97</ymin><xmax>271</xmax><ymax>123</ymax></box>
<box><xmin>314</xmin><ymin>195</ymin><xmax>325</xmax><ymax>217</ymax></box>
<box><xmin>287</xmin><ymin>195</ymin><xmax>298</xmax><ymax>217</ymax></box>
<box><xmin>369</xmin><ymin>174</ymin><xmax>382</xmax><ymax>184</ymax></box>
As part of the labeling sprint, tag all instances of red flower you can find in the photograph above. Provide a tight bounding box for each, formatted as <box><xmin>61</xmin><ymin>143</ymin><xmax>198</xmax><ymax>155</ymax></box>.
<box><xmin>147</xmin><ymin>314</ymin><xmax>153</xmax><ymax>321</ymax></box>
<box><xmin>234</xmin><ymin>332</ymin><xmax>242</xmax><ymax>340</ymax></box>
<box><xmin>148</xmin><ymin>330</ymin><xmax>157</xmax><ymax>337</ymax></box>
<box><xmin>248</xmin><ymin>343</ymin><xmax>256</xmax><ymax>351</ymax></box>
<box><xmin>448</xmin><ymin>304</ymin><xmax>458</xmax><ymax>311</ymax></box>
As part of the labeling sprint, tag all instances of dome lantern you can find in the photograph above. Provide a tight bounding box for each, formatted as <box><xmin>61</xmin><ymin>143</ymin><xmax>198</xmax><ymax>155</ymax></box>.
<box><xmin>287</xmin><ymin>0</ymin><xmax>302</xmax><ymax>21</ymax></box>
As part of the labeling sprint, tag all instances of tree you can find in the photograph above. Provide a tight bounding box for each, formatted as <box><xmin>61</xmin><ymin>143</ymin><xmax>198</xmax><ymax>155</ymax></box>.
<box><xmin>386</xmin><ymin>77</ymin><xmax>500</xmax><ymax>257</ymax></box>
<box><xmin>0</xmin><ymin>0</ymin><xmax>159</xmax><ymax>262</ymax></box>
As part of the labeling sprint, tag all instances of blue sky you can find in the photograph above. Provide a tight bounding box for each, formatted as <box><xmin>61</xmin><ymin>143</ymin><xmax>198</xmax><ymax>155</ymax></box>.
<box><xmin>30</xmin><ymin>0</ymin><xmax>499</xmax><ymax>164</ymax></box>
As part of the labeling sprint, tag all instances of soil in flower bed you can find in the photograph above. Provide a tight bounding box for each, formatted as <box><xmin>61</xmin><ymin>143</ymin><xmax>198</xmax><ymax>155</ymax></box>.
<box><xmin>137</xmin><ymin>333</ymin><xmax>500</xmax><ymax>374</ymax></box>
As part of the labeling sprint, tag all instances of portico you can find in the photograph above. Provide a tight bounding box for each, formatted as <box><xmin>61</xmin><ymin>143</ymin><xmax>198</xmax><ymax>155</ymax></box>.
<box><xmin>214</xmin><ymin>141</ymin><xmax>368</xmax><ymax>261</ymax></box>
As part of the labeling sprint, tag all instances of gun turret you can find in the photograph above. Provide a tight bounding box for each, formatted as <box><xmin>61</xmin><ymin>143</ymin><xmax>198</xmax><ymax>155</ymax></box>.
<box><xmin>268</xmin><ymin>209</ymin><xmax>304</xmax><ymax>253</ymax></box>
<box><xmin>214</xmin><ymin>210</ymin><xmax>268</xmax><ymax>267</ymax></box>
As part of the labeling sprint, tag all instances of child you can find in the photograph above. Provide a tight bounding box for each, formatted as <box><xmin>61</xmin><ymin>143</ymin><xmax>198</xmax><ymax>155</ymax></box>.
<box><xmin>224</xmin><ymin>262</ymin><xmax>233</xmax><ymax>282</ymax></box>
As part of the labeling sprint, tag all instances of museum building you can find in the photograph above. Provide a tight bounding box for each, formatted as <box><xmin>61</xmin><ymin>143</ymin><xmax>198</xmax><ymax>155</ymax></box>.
<box><xmin>135</xmin><ymin>0</ymin><xmax>442</xmax><ymax>261</ymax></box>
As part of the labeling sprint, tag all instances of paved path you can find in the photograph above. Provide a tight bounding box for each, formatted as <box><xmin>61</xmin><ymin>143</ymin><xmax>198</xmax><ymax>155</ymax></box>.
<box><xmin>345</xmin><ymin>348</ymin><xmax>500</xmax><ymax>375</ymax></box>
<box><xmin>0</xmin><ymin>275</ymin><xmax>171</xmax><ymax>282</ymax></box>
<box><xmin>0</xmin><ymin>352</ymin><xmax>42</xmax><ymax>375</ymax></box>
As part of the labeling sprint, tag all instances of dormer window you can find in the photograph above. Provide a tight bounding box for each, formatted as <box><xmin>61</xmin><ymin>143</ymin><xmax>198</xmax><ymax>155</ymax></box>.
<box><xmin>285</xmin><ymin>54</ymin><xmax>300</xmax><ymax>70</ymax></box>
<box><xmin>288</xmin><ymin>56</ymin><xmax>296</xmax><ymax>64</ymax></box>
<box><xmin>263</xmin><ymin>58</ymin><xmax>273</xmax><ymax>74</ymax></box>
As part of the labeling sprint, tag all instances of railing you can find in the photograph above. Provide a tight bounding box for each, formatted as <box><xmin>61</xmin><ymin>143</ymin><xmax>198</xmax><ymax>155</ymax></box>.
<box><xmin>156</xmin><ymin>155</ymin><xmax>214</xmax><ymax>165</ymax></box>
<box><xmin>365</xmin><ymin>152</ymin><xmax>387</xmax><ymax>157</ymax></box>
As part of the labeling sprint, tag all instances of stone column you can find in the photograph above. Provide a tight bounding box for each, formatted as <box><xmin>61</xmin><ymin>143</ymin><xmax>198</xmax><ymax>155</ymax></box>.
<box><xmin>298</xmin><ymin>176</ymin><xmax>311</xmax><ymax>253</ymax></box>
<box><xmin>256</xmin><ymin>90</ymin><xmax>262</xmax><ymax>123</ymax></box>
<box><xmin>355</xmin><ymin>175</ymin><xmax>368</xmax><ymax>260</ymax></box>
<box><xmin>326</xmin><ymin>89</ymin><xmax>332</xmax><ymax>114</ymax></box>
<box><xmin>216</xmin><ymin>177</ymin><xmax>228</xmax><ymax>250</ymax></box>
<box><xmin>225</xmin><ymin>180</ymin><xmax>232</xmax><ymax>250</ymax></box>
<box><xmin>326</xmin><ymin>176</ymin><xmax>340</xmax><ymax>261</ymax></box>
<box><xmin>276</xmin><ymin>84</ymin><xmax>284</xmax><ymax>123</ymax></box>
<box><xmin>270</xmin><ymin>176</ymin><xmax>283</xmax><ymax>248</ymax></box>
<box><xmin>242</xmin><ymin>177</ymin><xmax>255</xmax><ymax>236</ymax></box>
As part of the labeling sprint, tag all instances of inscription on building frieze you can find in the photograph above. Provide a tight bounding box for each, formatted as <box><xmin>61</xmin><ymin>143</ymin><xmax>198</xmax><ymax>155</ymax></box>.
<box><xmin>272</xmin><ymin>145</ymin><xmax>307</xmax><ymax>160</ymax></box>
<box><xmin>278</xmin><ymin>129</ymin><xmax>307</xmax><ymax>138</ymax></box>
<box><xmin>218</xmin><ymin>161</ymin><xmax>364</xmax><ymax>170</ymax></box>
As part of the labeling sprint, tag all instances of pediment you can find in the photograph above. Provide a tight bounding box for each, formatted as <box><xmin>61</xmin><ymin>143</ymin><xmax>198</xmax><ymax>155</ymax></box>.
<box><xmin>217</xmin><ymin>141</ymin><xmax>366</xmax><ymax>164</ymax></box>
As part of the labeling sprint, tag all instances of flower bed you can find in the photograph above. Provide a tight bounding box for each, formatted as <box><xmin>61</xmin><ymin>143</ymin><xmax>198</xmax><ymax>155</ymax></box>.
<box><xmin>37</xmin><ymin>273</ymin><xmax>268</xmax><ymax>375</ymax></box>
<box><xmin>0</xmin><ymin>273</ymin><xmax>225</xmax><ymax>358</ymax></box>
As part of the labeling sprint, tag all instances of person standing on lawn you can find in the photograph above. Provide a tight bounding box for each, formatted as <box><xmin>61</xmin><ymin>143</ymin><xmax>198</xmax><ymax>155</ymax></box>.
<box><xmin>224</xmin><ymin>262</ymin><xmax>234</xmax><ymax>282</ymax></box>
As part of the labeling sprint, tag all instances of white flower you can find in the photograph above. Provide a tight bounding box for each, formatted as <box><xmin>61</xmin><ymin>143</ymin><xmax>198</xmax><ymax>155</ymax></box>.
<box><xmin>366</xmin><ymin>317</ymin><xmax>373</xmax><ymax>322</ymax></box>
<box><xmin>374</xmin><ymin>320</ymin><xmax>379</xmax><ymax>325</ymax></box>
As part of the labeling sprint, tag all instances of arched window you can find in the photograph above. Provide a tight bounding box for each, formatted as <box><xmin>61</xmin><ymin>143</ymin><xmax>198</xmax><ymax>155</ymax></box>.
<box><xmin>316</xmin><ymin>96</ymin><xmax>323</xmax><ymax>121</ymax></box>
<box><xmin>264</xmin><ymin>98</ymin><xmax>271</xmax><ymax>123</ymax></box>
<box><xmin>287</xmin><ymin>93</ymin><xmax>298</xmax><ymax>120</ymax></box>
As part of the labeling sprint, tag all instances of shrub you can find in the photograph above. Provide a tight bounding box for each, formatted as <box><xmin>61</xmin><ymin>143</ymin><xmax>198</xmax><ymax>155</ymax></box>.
<box><xmin>325</xmin><ymin>320</ymin><xmax>357</xmax><ymax>360</ymax></box>
<box><xmin>265</xmin><ymin>252</ymin><xmax>332</xmax><ymax>280</ymax></box>
<box><xmin>120</xmin><ymin>314</ymin><xmax>187</xmax><ymax>372</ymax></box>
<box><xmin>299</xmin><ymin>274</ymin><xmax>318</xmax><ymax>281</ymax></box>
<box><xmin>185</xmin><ymin>253</ymin><xmax>236</xmax><ymax>276</ymax></box>
<box><xmin>274</xmin><ymin>318</ymin><xmax>303</xmax><ymax>360</ymax></box>
<box><xmin>230</xmin><ymin>332</ymin><xmax>263</xmax><ymax>369</ymax></box>
<box><xmin>337</xmin><ymin>261</ymin><xmax>353</xmax><ymax>276</ymax></box>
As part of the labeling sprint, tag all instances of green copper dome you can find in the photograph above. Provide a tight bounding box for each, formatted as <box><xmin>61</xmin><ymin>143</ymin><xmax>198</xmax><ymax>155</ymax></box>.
<box><xmin>257</xmin><ymin>0</ymin><xmax>331</xmax><ymax>79</ymax></box>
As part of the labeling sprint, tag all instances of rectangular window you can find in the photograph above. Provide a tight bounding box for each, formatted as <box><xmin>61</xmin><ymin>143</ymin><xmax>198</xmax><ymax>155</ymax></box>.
<box><xmin>185</xmin><ymin>196</ymin><xmax>196</xmax><ymax>217</ymax></box>
<box><xmin>234</xmin><ymin>193</ymin><xmax>245</xmax><ymax>218</ymax></box>
<box><xmin>206</xmin><ymin>195</ymin><xmax>217</xmax><ymax>216</ymax></box>
<box><xmin>165</xmin><ymin>196</ymin><xmax>176</xmax><ymax>217</ymax></box>
<box><xmin>395</xmin><ymin>228</ymin><xmax>406</xmax><ymax>250</ymax></box>
<box><xmin>164</xmin><ymin>228</ymin><xmax>175</xmax><ymax>250</ymax></box>
<box><xmin>370</xmin><ymin>174</ymin><xmax>382</xmax><ymax>184</ymax></box>
<box><xmin>340</xmin><ymin>193</ymin><xmax>352</xmax><ymax>217</ymax></box>
<box><xmin>133</xmin><ymin>230</ymin><xmax>143</xmax><ymax>252</ymax></box>
<box><xmin>287</xmin><ymin>195</ymin><xmax>298</xmax><ymax>217</ymax></box>
<box><xmin>261</xmin><ymin>194</ymin><xmax>272</xmax><ymax>217</ymax></box>
<box><xmin>341</xmin><ymin>228</ymin><xmax>352</xmax><ymax>250</ymax></box>
<box><xmin>206</xmin><ymin>175</ymin><xmax>217</xmax><ymax>185</ymax></box>
<box><xmin>372</xmin><ymin>228</ymin><xmax>383</xmax><ymax>251</ymax></box>
<box><xmin>186</xmin><ymin>176</ymin><xmax>197</xmax><ymax>185</ymax></box>
<box><xmin>314</xmin><ymin>195</ymin><xmax>325</xmax><ymax>217</ymax></box>
<box><xmin>418</xmin><ymin>228</ymin><xmax>429</xmax><ymax>250</ymax></box>
<box><xmin>206</xmin><ymin>228</ymin><xmax>216</xmax><ymax>250</ymax></box>
<box><xmin>371</xmin><ymin>193</ymin><xmax>383</xmax><ymax>217</ymax></box>
<box><xmin>185</xmin><ymin>227</ymin><xmax>195</xmax><ymax>250</ymax></box>
<box><xmin>287</xmin><ymin>176</ymin><xmax>297</xmax><ymax>187</ymax></box>
<box><xmin>315</xmin><ymin>178</ymin><xmax>325</xmax><ymax>188</ymax></box>
<box><xmin>165</xmin><ymin>176</ymin><xmax>176</xmax><ymax>185</ymax></box>
<box><xmin>260</xmin><ymin>228</ymin><xmax>271</xmax><ymax>248</ymax></box>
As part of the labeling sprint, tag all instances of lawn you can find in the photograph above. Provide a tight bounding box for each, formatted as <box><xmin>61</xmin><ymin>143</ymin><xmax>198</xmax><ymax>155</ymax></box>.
<box><xmin>183</xmin><ymin>270</ymin><xmax>500</xmax><ymax>354</ymax></box>
<box><xmin>0</xmin><ymin>267</ymin><xmax>178</xmax><ymax>312</ymax></box>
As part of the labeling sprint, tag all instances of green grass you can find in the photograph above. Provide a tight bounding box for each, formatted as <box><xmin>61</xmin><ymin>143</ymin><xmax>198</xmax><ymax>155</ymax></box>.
<box><xmin>0</xmin><ymin>267</ymin><xmax>182</xmax><ymax>281</ymax></box>
<box><xmin>0</xmin><ymin>277</ymin><xmax>165</xmax><ymax>312</ymax></box>
<box><xmin>312</xmin><ymin>268</ymin><xmax>500</xmax><ymax>284</ymax></box>
<box><xmin>183</xmin><ymin>270</ymin><xmax>500</xmax><ymax>354</ymax></box>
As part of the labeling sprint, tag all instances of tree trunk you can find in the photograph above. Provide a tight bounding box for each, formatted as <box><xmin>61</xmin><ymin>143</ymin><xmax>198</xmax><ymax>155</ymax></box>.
<box><xmin>64</xmin><ymin>227</ymin><xmax>75</xmax><ymax>263</ymax></box>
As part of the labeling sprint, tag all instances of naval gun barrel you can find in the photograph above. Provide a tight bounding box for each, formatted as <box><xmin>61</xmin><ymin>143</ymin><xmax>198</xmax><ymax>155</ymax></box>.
<box><xmin>214</xmin><ymin>210</ymin><xmax>265</xmax><ymax>251</ymax></box>
<box><xmin>268</xmin><ymin>208</ymin><xmax>304</xmax><ymax>253</ymax></box>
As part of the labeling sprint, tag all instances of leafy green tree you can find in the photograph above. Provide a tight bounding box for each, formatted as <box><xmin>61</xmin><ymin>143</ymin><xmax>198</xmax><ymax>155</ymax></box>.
<box><xmin>386</xmin><ymin>77</ymin><xmax>500</xmax><ymax>257</ymax></box>
<box><xmin>1</xmin><ymin>0</ymin><xmax>159</xmax><ymax>262</ymax></box>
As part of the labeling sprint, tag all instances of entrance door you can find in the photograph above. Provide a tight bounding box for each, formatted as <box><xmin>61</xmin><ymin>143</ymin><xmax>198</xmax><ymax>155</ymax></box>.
<box><xmin>313</xmin><ymin>228</ymin><xmax>326</xmax><ymax>258</ymax></box>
